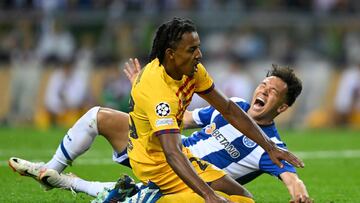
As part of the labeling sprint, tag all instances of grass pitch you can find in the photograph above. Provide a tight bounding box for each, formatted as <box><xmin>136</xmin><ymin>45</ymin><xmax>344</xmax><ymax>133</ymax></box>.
<box><xmin>0</xmin><ymin>127</ymin><xmax>359</xmax><ymax>202</ymax></box>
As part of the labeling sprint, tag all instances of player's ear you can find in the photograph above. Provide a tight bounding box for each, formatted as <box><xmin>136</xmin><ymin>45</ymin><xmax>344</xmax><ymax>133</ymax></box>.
<box><xmin>165</xmin><ymin>48</ymin><xmax>175</xmax><ymax>59</ymax></box>
<box><xmin>277</xmin><ymin>103</ymin><xmax>288</xmax><ymax>114</ymax></box>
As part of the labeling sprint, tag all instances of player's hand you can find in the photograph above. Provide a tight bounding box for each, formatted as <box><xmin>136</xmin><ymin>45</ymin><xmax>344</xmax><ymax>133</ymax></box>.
<box><xmin>268</xmin><ymin>144</ymin><xmax>304</xmax><ymax>168</ymax></box>
<box><xmin>123</xmin><ymin>58</ymin><xmax>141</xmax><ymax>84</ymax></box>
<box><xmin>204</xmin><ymin>193</ymin><xmax>234</xmax><ymax>203</ymax></box>
<box><xmin>289</xmin><ymin>195</ymin><xmax>314</xmax><ymax>203</ymax></box>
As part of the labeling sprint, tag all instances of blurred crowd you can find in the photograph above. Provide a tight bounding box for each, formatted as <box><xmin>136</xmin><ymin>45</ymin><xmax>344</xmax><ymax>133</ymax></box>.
<box><xmin>2</xmin><ymin>0</ymin><xmax>360</xmax><ymax>13</ymax></box>
<box><xmin>0</xmin><ymin>0</ymin><xmax>359</xmax><ymax>129</ymax></box>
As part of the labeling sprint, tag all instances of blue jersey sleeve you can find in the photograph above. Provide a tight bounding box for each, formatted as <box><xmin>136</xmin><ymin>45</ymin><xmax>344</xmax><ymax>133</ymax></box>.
<box><xmin>259</xmin><ymin>153</ymin><xmax>296</xmax><ymax>178</ymax></box>
<box><xmin>192</xmin><ymin>105</ymin><xmax>215</xmax><ymax>127</ymax></box>
<box><xmin>230</xmin><ymin>97</ymin><xmax>250</xmax><ymax>112</ymax></box>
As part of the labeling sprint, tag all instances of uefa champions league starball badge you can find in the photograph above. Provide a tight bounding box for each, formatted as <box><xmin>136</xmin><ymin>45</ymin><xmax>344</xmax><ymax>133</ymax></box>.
<box><xmin>156</xmin><ymin>102</ymin><xmax>171</xmax><ymax>117</ymax></box>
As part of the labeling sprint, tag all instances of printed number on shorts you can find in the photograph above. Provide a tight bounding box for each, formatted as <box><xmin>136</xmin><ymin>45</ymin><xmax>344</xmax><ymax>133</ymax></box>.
<box><xmin>189</xmin><ymin>157</ymin><xmax>209</xmax><ymax>171</ymax></box>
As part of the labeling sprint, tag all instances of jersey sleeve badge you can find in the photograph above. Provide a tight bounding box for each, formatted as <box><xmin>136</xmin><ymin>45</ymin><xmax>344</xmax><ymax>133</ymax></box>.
<box><xmin>155</xmin><ymin>102</ymin><xmax>171</xmax><ymax>117</ymax></box>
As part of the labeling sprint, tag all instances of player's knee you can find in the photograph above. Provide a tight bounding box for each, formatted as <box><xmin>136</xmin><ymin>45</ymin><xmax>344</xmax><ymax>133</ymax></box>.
<box><xmin>97</xmin><ymin>107</ymin><xmax>129</xmax><ymax>151</ymax></box>
<box><xmin>96</xmin><ymin>107</ymin><xmax>105</xmax><ymax>125</ymax></box>
<box><xmin>97</xmin><ymin>107</ymin><xmax>117</xmax><ymax>129</ymax></box>
<box><xmin>98</xmin><ymin>107</ymin><xmax>126</xmax><ymax>124</ymax></box>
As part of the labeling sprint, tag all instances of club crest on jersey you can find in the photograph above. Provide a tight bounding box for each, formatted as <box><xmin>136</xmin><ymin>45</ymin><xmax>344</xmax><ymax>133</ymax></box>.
<box><xmin>242</xmin><ymin>136</ymin><xmax>256</xmax><ymax>148</ymax></box>
<box><xmin>204</xmin><ymin>123</ymin><xmax>216</xmax><ymax>134</ymax></box>
<box><xmin>155</xmin><ymin>102</ymin><xmax>170</xmax><ymax>117</ymax></box>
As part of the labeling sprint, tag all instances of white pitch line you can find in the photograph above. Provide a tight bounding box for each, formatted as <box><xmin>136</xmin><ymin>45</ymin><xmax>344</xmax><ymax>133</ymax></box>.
<box><xmin>1</xmin><ymin>150</ymin><xmax>360</xmax><ymax>167</ymax></box>
<box><xmin>295</xmin><ymin>149</ymin><xmax>360</xmax><ymax>159</ymax></box>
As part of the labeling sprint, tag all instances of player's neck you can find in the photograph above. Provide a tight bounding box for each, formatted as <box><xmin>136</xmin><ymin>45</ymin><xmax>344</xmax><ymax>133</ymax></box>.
<box><xmin>258</xmin><ymin>120</ymin><xmax>274</xmax><ymax>126</ymax></box>
<box><xmin>252</xmin><ymin>117</ymin><xmax>274</xmax><ymax>126</ymax></box>
<box><xmin>163</xmin><ymin>60</ymin><xmax>183</xmax><ymax>80</ymax></box>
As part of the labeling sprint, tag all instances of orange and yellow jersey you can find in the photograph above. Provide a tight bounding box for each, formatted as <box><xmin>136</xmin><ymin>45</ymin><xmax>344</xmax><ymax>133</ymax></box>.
<box><xmin>127</xmin><ymin>58</ymin><xmax>214</xmax><ymax>165</ymax></box>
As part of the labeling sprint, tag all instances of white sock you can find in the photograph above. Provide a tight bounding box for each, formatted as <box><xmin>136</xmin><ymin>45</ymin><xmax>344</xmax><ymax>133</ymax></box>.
<box><xmin>72</xmin><ymin>180</ymin><xmax>144</xmax><ymax>197</ymax></box>
<box><xmin>72</xmin><ymin>178</ymin><xmax>116</xmax><ymax>197</ymax></box>
<box><xmin>44</xmin><ymin>107</ymin><xmax>101</xmax><ymax>172</ymax></box>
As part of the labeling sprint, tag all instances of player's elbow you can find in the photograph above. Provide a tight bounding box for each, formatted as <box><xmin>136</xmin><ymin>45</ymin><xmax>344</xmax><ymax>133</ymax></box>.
<box><xmin>183</xmin><ymin>110</ymin><xmax>197</xmax><ymax>129</ymax></box>
<box><xmin>183</xmin><ymin>120</ymin><xmax>196</xmax><ymax>129</ymax></box>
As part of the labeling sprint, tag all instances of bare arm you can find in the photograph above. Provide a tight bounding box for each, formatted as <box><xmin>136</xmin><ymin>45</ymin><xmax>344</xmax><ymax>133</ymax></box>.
<box><xmin>158</xmin><ymin>133</ymin><xmax>230</xmax><ymax>203</ymax></box>
<box><xmin>183</xmin><ymin>110</ymin><xmax>198</xmax><ymax>129</ymax></box>
<box><xmin>280</xmin><ymin>172</ymin><xmax>313</xmax><ymax>203</ymax></box>
<box><xmin>199</xmin><ymin>88</ymin><xmax>304</xmax><ymax>168</ymax></box>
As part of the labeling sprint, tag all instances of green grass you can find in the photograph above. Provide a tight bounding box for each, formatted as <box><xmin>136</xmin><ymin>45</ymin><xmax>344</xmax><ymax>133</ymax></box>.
<box><xmin>0</xmin><ymin>127</ymin><xmax>359</xmax><ymax>202</ymax></box>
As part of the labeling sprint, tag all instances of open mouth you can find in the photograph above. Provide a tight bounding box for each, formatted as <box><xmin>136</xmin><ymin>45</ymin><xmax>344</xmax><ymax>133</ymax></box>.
<box><xmin>193</xmin><ymin>63</ymin><xmax>199</xmax><ymax>72</ymax></box>
<box><xmin>253</xmin><ymin>97</ymin><xmax>265</xmax><ymax>109</ymax></box>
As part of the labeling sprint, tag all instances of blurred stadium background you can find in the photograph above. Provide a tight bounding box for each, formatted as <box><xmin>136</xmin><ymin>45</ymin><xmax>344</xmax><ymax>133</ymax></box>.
<box><xmin>0</xmin><ymin>0</ymin><xmax>359</xmax><ymax>202</ymax></box>
<box><xmin>0</xmin><ymin>0</ymin><xmax>360</xmax><ymax>129</ymax></box>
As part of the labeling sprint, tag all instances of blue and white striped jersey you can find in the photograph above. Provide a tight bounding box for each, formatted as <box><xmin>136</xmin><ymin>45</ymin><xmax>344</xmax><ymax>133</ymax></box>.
<box><xmin>182</xmin><ymin>97</ymin><xmax>296</xmax><ymax>184</ymax></box>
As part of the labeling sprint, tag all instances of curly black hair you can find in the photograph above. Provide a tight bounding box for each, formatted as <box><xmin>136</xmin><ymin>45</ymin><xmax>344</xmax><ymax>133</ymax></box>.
<box><xmin>267</xmin><ymin>64</ymin><xmax>302</xmax><ymax>106</ymax></box>
<box><xmin>149</xmin><ymin>17</ymin><xmax>197</xmax><ymax>64</ymax></box>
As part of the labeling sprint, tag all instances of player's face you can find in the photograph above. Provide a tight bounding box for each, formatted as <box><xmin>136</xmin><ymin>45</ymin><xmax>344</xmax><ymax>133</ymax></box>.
<box><xmin>248</xmin><ymin>76</ymin><xmax>288</xmax><ymax>124</ymax></box>
<box><xmin>172</xmin><ymin>31</ymin><xmax>202</xmax><ymax>77</ymax></box>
